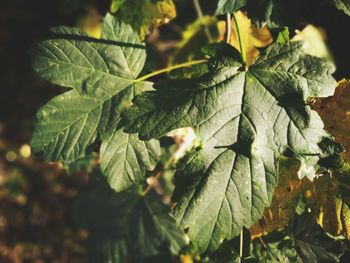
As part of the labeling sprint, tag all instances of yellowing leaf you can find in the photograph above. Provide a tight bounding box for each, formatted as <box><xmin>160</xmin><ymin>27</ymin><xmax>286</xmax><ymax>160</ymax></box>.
<box><xmin>313</xmin><ymin>80</ymin><xmax>350</xmax><ymax>162</ymax></box>
<box><xmin>218</xmin><ymin>11</ymin><xmax>272</xmax><ymax>65</ymax></box>
<box><xmin>292</xmin><ymin>25</ymin><xmax>330</xmax><ymax>59</ymax></box>
<box><xmin>250</xmin><ymin>158</ymin><xmax>311</xmax><ymax>239</ymax></box>
<box><xmin>114</xmin><ymin>0</ymin><xmax>176</xmax><ymax>39</ymax></box>
<box><xmin>110</xmin><ymin>0</ymin><xmax>125</xmax><ymax>13</ymax></box>
<box><xmin>77</xmin><ymin>6</ymin><xmax>102</xmax><ymax>39</ymax></box>
<box><xmin>180</xmin><ymin>254</ymin><xmax>194</xmax><ymax>263</ymax></box>
<box><xmin>307</xmin><ymin>175</ymin><xmax>350</xmax><ymax>239</ymax></box>
<box><xmin>341</xmin><ymin>202</ymin><xmax>350</xmax><ymax>239</ymax></box>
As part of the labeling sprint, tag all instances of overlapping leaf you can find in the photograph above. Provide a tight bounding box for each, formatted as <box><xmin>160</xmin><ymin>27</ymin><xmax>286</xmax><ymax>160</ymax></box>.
<box><xmin>31</xmin><ymin>14</ymin><xmax>160</xmax><ymax>191</ymax></box>
<box><xmin>32</xmin><ymin>15</ymin><xmax>145</xmax><ymax>92</ymax></box>
<box><xmin>123</xmin><ymin>42</ymin><xmax>337</xmax><ymax>252</ymax></box>
<box><xmin>111</xmin><ymin>0</ymin><xmax>176</xmax><ymax>39</ymax></box>
<box><xmin>313</xmin><ymin>80</ymin><xmax>350</xmax><ymax>162</ymax></box>
<box><xmin>205</xmin><ymin>211</ymin><xmax>344</xmax><ymax>262</ymax></box>
<box><xmin>215</xmin><ymin>0</ymin><xmax>247</xmax><ymax>15</ymax></box>
<box><xmin>289</xmin><ymin>212</ymin><xmax>345</xmax><ymax>262</ymax></box>
<box><xmin>72</xmin><ymin>182</ymin><xmax>188</xmax><ymax>262</ymax></box>
<box><xmin>249</xmin><ymin>158</ymin><xmax>311</xmax><ymax>239</ymax></box>
<box><xmin>100</xmin><ymin>129</ymin><xmax>160</xmax><ymax>192</ymax></box>
<box><xmin>217</xmin><ymin>11</ymin><xmax>273</xmax><ymax>65</ymax></box>
<box><xmin>251</xmin><ymin>212</ymin><xmax>344</xmax><ymax>263</ymax></box>
<box><xmin>307</xmin><ymin>174</ymin><xmax>350</xmax><ymax>239</ymax></box>
<box><xmin>246</xmin><ymin>0</ymin><xmax>302</xmax><ymax>29</ymax></box>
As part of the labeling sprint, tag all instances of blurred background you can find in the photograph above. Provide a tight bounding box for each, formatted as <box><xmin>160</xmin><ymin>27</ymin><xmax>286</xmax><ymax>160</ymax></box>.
<box><xmin>0</xmin><ymin>0</ymin><xmax>349</xmax><ymax>262</ymax></box>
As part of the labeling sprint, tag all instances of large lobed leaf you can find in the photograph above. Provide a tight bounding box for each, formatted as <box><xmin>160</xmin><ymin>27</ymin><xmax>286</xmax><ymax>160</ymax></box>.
<box><xmin>31</xmin><ymin>14</ymin><xmax>160</xmax><ymax>191</ymax></box>
<box><xmin>251</xmin><ymin>212</ymin><xmax>344</xmax><ymax>263</ymax></box>
<box><xmin>123</xmin><ymin>42</ymin><xmax>337</xmax><ymax>252</ymax></box>
<box><xmin>32</xmin><ymin>15</ymin><xmax>145</xmax><ymax>92</ymax></box>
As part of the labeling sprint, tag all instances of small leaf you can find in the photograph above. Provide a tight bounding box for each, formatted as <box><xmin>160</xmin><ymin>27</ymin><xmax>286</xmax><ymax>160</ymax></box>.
<box><xmin>331</xmin><ymin>0</ymin><xmax>350</xmax><ymax>16</ymax></box>
<box><xmin>171</xmin><ymin>16</ymin><xmax>219</xmax><ymax>66</ymax></box>
<box><xmin>113</xmin><ymin>0</ymin><xmax>177</xmax><ymax>39</ymax></box>
<box><xmin>100</xmin><ymin>129</ymin><xmax>160</xmax><ymax>192</ymax></box>
<box><xmin>251</xmin><ymin>235</ymin><xmax>302</xmax><ymax>263</ymax></box>
<box><xmin>110</xmin><ymin>0</ymin><xmax>125</xmax><ymax>13</ymax></box>
<box><xmin>215</xmin><ymin>0</ymin><xmax>247</xmax><ymax>15</ymax></box>
<box><xmin>275</xmin><ymin>27</ymin><xmax>290</xmax><ymax>44</ymax></box>
<box><xmin>77</xmin><ymin>6</ymin><xmax>103</xmax><ymax>39</ymax></box>
<box><xmin>292</xmin><ymin>25</ymin><xmax>330</xmax><ymax>59</ymax></box>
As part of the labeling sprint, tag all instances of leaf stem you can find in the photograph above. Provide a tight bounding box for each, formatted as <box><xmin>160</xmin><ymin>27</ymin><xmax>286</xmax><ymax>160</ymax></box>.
<box><xmin>232</xmin><ymin>12</ymin><xmax>246</xmax><ymax>64</ymax></box>
<box><xmin>258</xmin><ymin>236</ymin><xmax>268</xmax><ymax>249</ymax></box>
<box><xmin>135</xmin><ymin>59</ymin><xmax>208</xmax><ymax>82</ymax></box>
<box><xmin>239</xmin><ymin>229</ymin><xmax>243</xmax><ymax>258</ymax></box>
<box><xmin>142</xmin><ymin>169</ymin><xmax>163</xmax><ymax>195</ymax></box>
<box><xmin>192</xmin><ymin>0</ymin><xmax>213</xmax><ymax>42</ymax></box>
<box><xmin>225</xmin><ymin>13</ymin><xmax>231</xmax><ymax>43</ymax></box>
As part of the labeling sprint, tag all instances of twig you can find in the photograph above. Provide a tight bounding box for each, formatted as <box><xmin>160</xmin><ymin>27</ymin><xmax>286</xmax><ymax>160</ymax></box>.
<box><xmin>142</xmin><ymin>169</ymin><xmax>163</xmax><ymax>195</ymax></box>
<box><xmin>259</xmin><ymin>236</ymin><xmax>268</xmax><ymax>249</ymax></box>
<box><xmin>225</xmin><ymin>13</ymin><xmax>231</xmax><ymax>44</ymax></box>
<box><xmin>192</xmin><ymin>0</ymin><xmax>213</xmax><ymax>42</ymax></box>
<box><xmin>135</xmin><ymin>59</ymin><xmax>207</xmax><ymax>82</ymax></box>
<box><xmin>232</xmin><ymin>12</ymin><xmax>246</xmax><ymax>64</ymax></box>
<box><xmin>239</xmin><ymin>229</ymin><xmax>244</xmax><ymax>257</ymax></box>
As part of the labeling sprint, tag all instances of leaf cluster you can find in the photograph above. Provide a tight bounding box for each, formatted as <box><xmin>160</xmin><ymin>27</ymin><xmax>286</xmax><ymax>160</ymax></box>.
<box><xmin>29</xmin><ymin>0</ymin><xmax>350</xmax><ymax>261</ymax></box>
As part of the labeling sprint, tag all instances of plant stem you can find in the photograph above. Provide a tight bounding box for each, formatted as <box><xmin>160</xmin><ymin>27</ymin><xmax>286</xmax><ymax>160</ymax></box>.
<box><xmin>193</xmin><ymin>0</ymin><xmax>203</xmax><ymax>17</ymax></box>
<box><xmin>142</xmin><ymin>169</ymin><xmax>163</xmax><ymax>195</ymax></box>
<box><xmin>135</xmin><ymin>59</ymin><xmax>207</xmax><ymax>82</ymax></box>
<box><xmin>239</xmin><ymin>229</ymin><xmax>243</xmax><ymax>258</ymax></box>
<box><xmin>232</xmin><ymin>12</ymin><xmax>246</xmax><ymax>64</ymax></box>
<box><xmin>192</xmin><ymin>0</ymin><xmax>213</xmax><ymax>42</ymax></box>
<box><xmin>225</xmin><ymin>13</ymin><xmax>231</xmax><ymax>43</ymax></box>
<box><xmin>258</xmin><ymin>236</ymin><xmax>268</xmax><ymax>249</ymax></box>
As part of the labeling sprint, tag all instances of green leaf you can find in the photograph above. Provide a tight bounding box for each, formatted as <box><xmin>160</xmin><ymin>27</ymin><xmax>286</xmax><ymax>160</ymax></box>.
<box><xmin>215</xmin><ymin>0</ymin><xmax>247</xmax><ymax>15</ymax></box>
<box><xmin>246</xmin><ymin>0</ymin><xmax>302</xmax><ymax>29</ymax></box>
<box><xmin>110</xmin><ymin>0</ymin><xmax>125</xmax><ymax>13</ymax></box>
<box><xmin>123</xmin><ymin>42</ymin><xmax>336</xmax><ymax>252</ymax></box>
<box><xmin>72</xmin><ymin>182</ymin><xmax>188</xmax><ymax>261</ymax></box>
<box><xmin>250</xmin><ymin>213</ymin><xmax>345</xmax><ymax>263</ymax></box>
<box><xmin>275</xmin><ymin>27</ymin><xmax>290</xmax><ymax>44</ymax></box>
<box><xmin>100</xmin><ymin>129</ymin><xmax>160</xmax><ymax>192</ymax></box>
<box><xmin>289</xmin><ymin>212</ymin><xmax>344</xmax><ymax>262</ymax></box>
<box><xmin>31</xmin><ymin>14</ymin><xmax>160</xmax><ymax>191</ymax></box>
<box><xmin>331</xmin><ymin>0</ymin><xmax>350</xmax><ymax>16</ymax></box>
<box><xmin>30</xmin><ymin>81</ymin><xmax>132</xmax><ymax>161</ymax></box>
<box><xmin>32</xmin><ymin>13</ymin><xmax>146</xmax><ymax>93</ymax></box>
<box><xmin>252</xmin><ymin>238</ymin><xmax>302</xmax><ymax>263</ymax></box>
